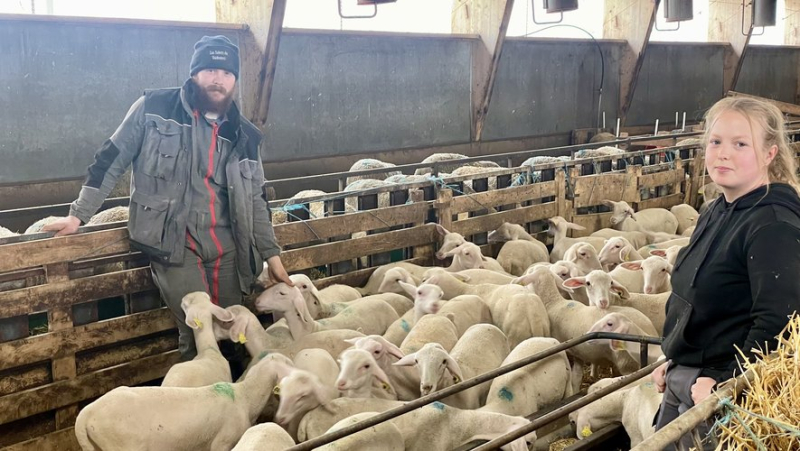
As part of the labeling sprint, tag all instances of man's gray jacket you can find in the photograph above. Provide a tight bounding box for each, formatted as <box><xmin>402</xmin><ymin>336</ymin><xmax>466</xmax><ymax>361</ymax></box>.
<box><xmin>70</xmin><ymin>79</ymin><xmax>281</xmax><ymax>293</ymax></box>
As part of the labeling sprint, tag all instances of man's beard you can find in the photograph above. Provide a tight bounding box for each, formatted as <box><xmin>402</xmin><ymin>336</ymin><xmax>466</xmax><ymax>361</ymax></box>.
<box><xmin>190</xmin><ymin>79</ymin><xmax>234</xmax><ymax>115</ymax></box>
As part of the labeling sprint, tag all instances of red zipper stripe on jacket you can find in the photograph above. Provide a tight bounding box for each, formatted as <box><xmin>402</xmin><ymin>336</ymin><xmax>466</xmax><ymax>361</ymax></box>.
<box><xmin>186</xmin><ymin>231</ymin><xmax>212</xmax><ymax>300</ymax></box>
<box><xmin>202</xmin><ymin>121</ymin><xmax>225</xmax><ymax>306</ymax></box>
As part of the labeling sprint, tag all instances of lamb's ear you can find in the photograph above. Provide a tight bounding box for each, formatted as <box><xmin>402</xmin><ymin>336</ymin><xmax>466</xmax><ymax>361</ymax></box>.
<box><xmin>567</xmin><ymin>222</ymin><xmax>587</xmax><ymax>231</ymax></box>
<box><xmin>393</xmin><ymin>353</ymin><xmax>417</xmax><ymax>367</ymax></box>
<box><xmin>609</xmin><ymin>279</ymin><xmax>631</xmax><ymax>299</ymax></box>
<box><xmin>626</xmin><ymin>209</ymin><xmax>637</xmax><ymax>220</ymax></box>
<box><xmin>381</xmin><ymin>341</ymin><xmax>406</xmax><ymax>360</ymax></box>
<box><xmin>665</xmin><ymin>263</ymin><xmax>674</xmax><ymax>274</ymax></box>
<box><xmin>619</xmin><ymin>261</ymin><xmax>643</xmax><ymax>271</ymax></box>
<box><xmin>397</xmin><ymin>281</ymin><xmax>417</xmax><ymax>298</ymax></box>
<box><xmin>343</xmin><ymin>337</ymin><xmax>361</xmax><ymax>345</ymax></box>
<box><xmin>649</xmin><ymin>249</ymin><xmax>667</xmax><ymax>258</ymax></box>
<box><xmin>562</xmin><ymin>277</ymin><xmax>587</xmax><ymax>289</ymax></box>
<box><xmin>371</xmin><ymin>365</ymin><xmax>396</xmax><ymax>394</ymax></box>
<box><xmin>210</xmin><ymin>304</ymin><xmax>235</xmax><ymax>323</ymax></box>
<box><xmin>601</xmin><ymin>200</ymin><xmax>615</xmax><ymax>207</ymax></box>
<box><xmin>184</xmin><ymin>308</ymin><xmax>202</xmax><ymax>330</ymax></box>
<box><xmin>512</xmin><ymin>274</ymin><xmax>536</xmax><ymax>286</ymax></box>
<box><xmin>444</xmin><ymin>354</ymin><xmax>465</xmax><ymax>384</ymax></box>
<box><xmin>436</xmin><ymin>224</ymin><xmax>451</xmax><ymax>237</ymax></box>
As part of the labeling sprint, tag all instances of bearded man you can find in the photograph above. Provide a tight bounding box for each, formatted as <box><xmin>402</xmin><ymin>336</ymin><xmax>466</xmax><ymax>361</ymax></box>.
<box><xmin>45</xmin><ymin>36</ymin><xmax>293</xmax><ymax>361</ymax></box>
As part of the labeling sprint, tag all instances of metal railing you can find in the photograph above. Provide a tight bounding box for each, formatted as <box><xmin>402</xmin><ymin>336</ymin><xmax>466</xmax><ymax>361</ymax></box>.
<box><xmin>285</xmin><ymin>331</ymin><xmax>663</xmax><ymax>451</ymax></box>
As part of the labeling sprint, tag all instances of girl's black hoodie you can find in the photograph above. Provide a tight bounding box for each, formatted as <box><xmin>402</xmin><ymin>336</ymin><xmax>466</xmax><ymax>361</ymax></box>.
<box><xmin>662</xmin><ymin>183</ymin><xmax>800</xmax><ymax>383</ymax></box>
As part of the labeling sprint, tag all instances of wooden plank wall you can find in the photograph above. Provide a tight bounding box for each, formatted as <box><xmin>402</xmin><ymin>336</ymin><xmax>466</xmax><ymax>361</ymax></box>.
<box><xmin>0</xmin><ymin>144</ymin><xmax>717</xmax><ymax>450</ymax></box>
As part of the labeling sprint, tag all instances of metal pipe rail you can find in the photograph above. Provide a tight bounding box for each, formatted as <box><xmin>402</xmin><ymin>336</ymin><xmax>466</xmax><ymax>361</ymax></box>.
<box><xmin>284</xmin><ymin>331</ymin><xmax>663</xmax><ymax>451</ymax></box>
<box><xmin>472</xmin><ymin>361</ymin><xmax>663</xmax><ymax>451</ymax></box>
<box><xmin>265</xmin><ymin>130</ymin><xmax>705</xmax><ymax>191</ymax></box>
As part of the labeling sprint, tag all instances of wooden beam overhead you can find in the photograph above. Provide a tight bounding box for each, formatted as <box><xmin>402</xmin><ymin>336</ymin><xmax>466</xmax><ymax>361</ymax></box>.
<box><xmin>604</xmin><ymin>0</ymin><xmax>659</xmax><ymax>126</ymax></box>
<box><xmin>452</xmin><ymin>0</ymin><xmax>515</xmax><ymax>142</ymax></box>
<box><xmin>215</xmin><ymin>0</ymin><xmax>287</xmax><ymax>128</ymax></box>
<box><xmin>709</xmin><ymin>0</ymin><xmax>754</xmax><ymax>95</ymax></box>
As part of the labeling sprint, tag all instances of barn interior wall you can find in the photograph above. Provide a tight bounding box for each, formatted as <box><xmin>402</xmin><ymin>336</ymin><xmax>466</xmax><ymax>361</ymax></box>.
<box><xmin>1</xmin><ymin>16</ymin><xmax>798</xmax><ymax>199</ymax></box>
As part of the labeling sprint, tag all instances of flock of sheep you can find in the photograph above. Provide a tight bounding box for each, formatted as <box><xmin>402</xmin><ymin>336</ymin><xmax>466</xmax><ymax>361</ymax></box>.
<box><xmin>70</xmin><ymin>189</ymin><xmax>711</xmax><ymax>450</ymax></box>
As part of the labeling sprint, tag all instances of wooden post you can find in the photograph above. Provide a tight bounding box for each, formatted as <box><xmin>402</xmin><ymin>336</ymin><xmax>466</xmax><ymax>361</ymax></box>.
<box><xmin>688</xmin><ymin>149</ymin><xmax>705</xmax><ymax>208</ymax></box>
<box><xmin>44</xmin><ymin>262</ymin><xmax>79</xmax><ymax>429</ymax></box>
<box><xmin>451</xmin><ymin>0</ymin><xmax>515</xmax><ymax>141</ymax></box>
<box><xmin>215</xmin><ymin>0</ymin><xmax>287</xmax><ymax>127</ymax></box>
<box><xmin>604</xmin><ymin>0</ymin><xmax>658</xmax><ymax>125</ymax></box>
<box><xmin>435</xmin><ymin>189</ymin><xmax>454</xmax><ymax>233</ymax></box>
<box><xmin>709</xmin><ymin>0</ymin><xmax>753</xmax><ymax>95</ymax></box>
<box><xmin>555</xmin><ymin>168</ymin><xmax>567</xmax><ymax>220</ymax></box>
<box><xmin>410</xmin><ymin>189</ymin><xmax>434</xmax><ymax>264</ymax></box>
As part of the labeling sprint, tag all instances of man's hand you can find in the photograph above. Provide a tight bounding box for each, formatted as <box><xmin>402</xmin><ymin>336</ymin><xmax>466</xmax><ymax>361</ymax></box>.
<box><xmin>652</xmin><ymin>361</ymin><xmax>669</xmax><ymax>393</ymax></box>
<box><xmin>42</xmin><ymin>216</ymin><xmax>82</xmax><ymax>237</ymax></box>
<box><xmin>266</xmin><ymin>255</ymin><xmax>294</xmax><ymax>287</ymax></box>
<box><xmin>691</xmin><ymin>377</ymin><xmax>717</xmax><ymax>405</ymax></box>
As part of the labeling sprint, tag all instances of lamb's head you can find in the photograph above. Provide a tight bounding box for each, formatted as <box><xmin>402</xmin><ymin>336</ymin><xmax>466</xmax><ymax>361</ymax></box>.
<box><xmin>445</xmin><ymin>242</ymin><xmax>487</xmax><ymax>270</ymax></box>
<box><xmin>619</xmin><ymin>256</ymin><xmax>672</xmax><ymax>294</ymax></box>
<box><xmin>377</xmin><ymin>267</ymin><xmax>417</xmax><ymax>294</ymax></box>
<box><xmin>547</xmin><ymin>216</ymin><xmax>586</xmax><ymax>236</ymax></box>
<box><xmin>563</xmin><ymin>270</ymin><xmax>629</xmax><ymax>310</ymax></box>
<box><xmin>649</xmin><ymin>245</ymin><xmax>683</xmax><ymax>266</ymax></box>
<box><xmin>336</xmin><ymin>349</ymin><xmax>396</xmax><ymax>395</ymax></box>
<box><xmin>598</xmin><ymin>237</ymin><xmax>633</xmax><ymax>267</ymax></box>
<box><xmin>398</xmin><ymin>281</ymin><xmax>444</xmax><ymax>316</ymax></box>
<box><xmin>435</xmin><ymin>224</ymin><xmax>466</xmax><ymax>260</ymax></box>
<box><xmin>565</xmin><ymin>242</ymin><xmax>602</xmax><ymax>273</ymax></box>
<box><xmin>602</xmin><ymin>200</ymin><xmax>636</xmax><ymax>226</ymax></box>
<box><xmin>550</xmin><ymin>260</ymin><xmax>582</xmax><ymax>280</ymax></box>
<box><xmin>180</xmin><ymin>292</ymin><xmax>234</xmax><ymax>331</ymax></box>
<box><xmin>274</xmin><ymin>368</ymin><xmax>332</xmax><ymax>426</ymax></box>
<box><xmin>213</xmin><ymin>304</ymin><xmax>257</xmax><ymax>344</ymax></box>
<box><xmin>346</xmin><ymin>335</ymin><xmax>405</xmax><ymax>364</ymax></box>
<box><xmin>588</xmin><ymin>312</ymin><xmax>636</xmax><ymax>352</ymax></box>
<box><xmin>393</xmin><ymin>343</ymin><xmax>462</xmax><ymax>396</ymax></box>
<box><xmin>289</xmin><ymin>274</ymin><xmax>322</xmax><ymax>319</ymax></box>
<box><xmin>255</xmin><ymin>283</ymin><xmax>315</xmax><ymax>323</ymax></box>
<box><xmin>512</xmin><ymin>265</ymin><xmax>559</xmax><ymax>295</ymax></box>
<box><xmin>487</xmin><ymin>222</ymin><xmax>516</xmax><ymax>243</ymax></box>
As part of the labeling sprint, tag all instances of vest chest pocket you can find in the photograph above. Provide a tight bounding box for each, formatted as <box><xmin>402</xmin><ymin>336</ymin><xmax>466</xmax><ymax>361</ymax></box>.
<box><xmin>140</xmin><ymin>120</ymin><xmax>183</xmax><ymax>181</ymax></box>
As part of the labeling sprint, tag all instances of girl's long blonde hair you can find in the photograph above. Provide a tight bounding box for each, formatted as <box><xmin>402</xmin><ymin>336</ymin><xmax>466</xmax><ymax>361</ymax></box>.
<box><xmin>702</xmin><ymin>96</ymin><xmax>799</xmax><ymax>193</ymax></box>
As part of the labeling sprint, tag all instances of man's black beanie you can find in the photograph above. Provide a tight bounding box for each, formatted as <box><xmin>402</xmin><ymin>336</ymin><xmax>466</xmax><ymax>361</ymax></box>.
<box><xmin>190</xmin><ymin>35</ymin><xmax>240</xmax><ymax>79</ymax></box>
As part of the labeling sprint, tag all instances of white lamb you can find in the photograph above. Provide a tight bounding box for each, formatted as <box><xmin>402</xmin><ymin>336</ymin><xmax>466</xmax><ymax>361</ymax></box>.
<box><xmin>414</xmin><ymin>152</ymin><xmax>468</xmax><ymax>175</ymax></box>
<box><xmin>434</xmin><ymin>224</ymin><xmax>467</xmax><ymax>260</ymax></box>
<box><xmin>335</xmin><ymin>348</ymin><xmax>398</xmax><ymax>400</ymax></box>
<box><xmin>563</xmin><ymin>242</ymin><xmax>603</xmax><ymax>275</ymax></box>
<box><xmin>637</xmin><ymin>237</ymin><xmax>689</xmax><ymax>258</ymax></box>
<box><xmin>424</xmin><ymin>270</ymin><xmax>550</xmax><ymax>349</ymax></box>
<box><xmin>423</xmin><ymin>267</ymin><xmax>514</xmax><ymax>286</ymax></box>
<box><xmin>292</xmin><ymin>348</ymin><xmax>340</xmax><ymax>387</ymax></box>
<box><xmin>588</xmin><ymin>312</ymin><xmax>665</xmax><ymax>367</ymax></box>
<box><xmin>274</xmin><ymin>365</ymin><xmax>341</xmax><ymax>439</ymax></box>
<box><xmin>383</xmin><ymin>282</ymin><xmax>444</xmax><ymax>346</ymax></box>
<box><xmin>496</xmin><ymin>240</ymin><xmax>550</xmax><ymax>276</ymax></box>
<box><xmin>400</xmin><ymin>314</ymin><xmax>460</xmax><ymax>354</ymax></box>
<box><xmin>255</xmin><ymin>283</ymin><xmax>399</xmax><ymax>340</ymax></box>
<box><xmin>87</xmin><ymin>206</ymin><xmax>129</xmax><ymax>225</ymax></box>
<box><xmin>512</xmin><ymin>267</ymin><xmax>657</xmax><ymax>375</ymax></box>
<box><xmin>377</xmin><ymin>267</ymin><xmax>421</xmax><ymax>296</ymax></box>
<box><xmin>297</xmin><ymin>397</ymin><xmax>536</xmax><ymax>451</ymax></box>
<box><xmin>348</xmin><ymin>335</ymin><xmax>421</xmax><ymax>401</ymax></box>
<box><xmin>395</xmin><ymin>324</ymin><xmax>509</xmax><ymax>409</ymax></box>
<box><xmin>617</xmin><ymin>257</ymin><xmax>673</xmax><ymax>294</ymax></box>
<box><xmin>590</xmin><ymin>228</ymin><xmax>649</xmax><ymax>249</ymax></box>
<box><xmin>566</xmin><ymin>270</ymin><xmax>669</xmax><ymax>334</ymax></box>
<box><xmin>436</xmin><ymin>294</ymin><xmax>494</xmax><ymax>336</ymax></box>
<box><xmin>231</xmin><ymin>423</ymin><xmax>295</xmax><ymax>451</ymax></box>
<box><xmin>488</xmin><ymin>223</ymin><xmax>549</xmax><ymax>266</ymax></box>
<box><xmin>74</xmin><ymin>356</ymin><xmax>292</xmax><ymax>451</ymax></box>
<box><xmin>219</xmin><ymin>305</ymin><xmax>363</xmax><ymax>375</ymax></box>
<box><xmin>547</xmin><ymin>216</ymin><xmax>606</xmax><ymax>262</ymax></box>
<box><xmin>598</xmin><ymin>236</ymin><xmax>645</xmax><ymax>271</ymax></box>
<box><xmin>24</xmin><ymin>216</ymin><xmax>60</xmax><ymax>234</ymax></box>
<box><xmin>287</xmin><ymin>274</ymin><xmax>362</xmax><ymax>319</ymax></box>
<box><xmin>161</xmin><ymin>292</ymin><xmax>235</xmax><ymax>387</ymax></box>
<box><xmin>481</xmin><ymin>337</ymin><xmax>576</xmax><ymax>417</ymax></box>
<box><xmin>603</xmin><ymin>200</ymin><xmax>679</xmax><ymax>234</ymax></box>
<box><xmin>572</xmin><ymin>376</ymin><xmax>662</xmax><ymax>446</ymax></box>
<box><xmin>649</xmin><ymin>245</ymin><xmax>683</xmax><ymax>266</ymax></box>
<box><xmin>358</xmin><ymin>262</ymin><xmax>431</xmax><ymax>295</ymax></box>
<box><xmin>316</xmin><ymin>412</ymin><xmax>404</xmax><ymax>451</ymax></box>
<box><xmin>346</xmin><ymin>158</ymin><xmax>401</xmax><ymax>185</ymax></box>
<box><xmin>443</xmin><ymin>241</ymin><xmax>508</xmax><ymax>274</ymax></box>
<box><xmin>670</xmin><ymin>204</ymin><xmax>699</xmax><ymax>235</ymax></box>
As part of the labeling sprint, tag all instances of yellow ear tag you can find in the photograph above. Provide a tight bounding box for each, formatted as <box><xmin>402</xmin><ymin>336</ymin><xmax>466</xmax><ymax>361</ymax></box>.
<box><xmin>273</xmin><ymin>385</ymin><xmax>281</xmax><ymax>397</ymax></box>
<box><xmin>612</xmin><ymin>340</ymin><xmax>627</xmax><ymax>351</ymax></box>
<box><xmin>453</xmin><ymin>375</ymin><xmax>461</xmax><ymax>384</ymax></box>
<box><xmin>382</xmin><ymin>383</ymin><xmax>391</xmax><ymax>392</ymax></box>
<box><xmin>193</xmin><ymin>318</ymin><xmax>203</xmax><ymax>329</ymax></box>
<box><xmin>238</xmin><ymin>333</ymin><xmax>247</xmax><ymax>344</ymax></box>
<box><xmin>622</xmin><ymin>248</ymin><xmax>630</xmax><ymax>262</ymax></box>
<box><xmin>581</xmin><ymin>426</ymin><xmax>593</xmax><ymax>438</ymax></box>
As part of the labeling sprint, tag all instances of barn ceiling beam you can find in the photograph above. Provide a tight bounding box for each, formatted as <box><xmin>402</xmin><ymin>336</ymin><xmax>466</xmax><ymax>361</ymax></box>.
<box><xmin>604</xmin><ymin>0</ymin><xmax>659</xmax><ymax>126</ymax></box>
<box><xmin>216</xmin><ymin>0</ymin><xmax>287</xmax><ymax>128</ymax></box>
<box><xmin>709</xmin><ymin>0</ymin><xmax>754</xmax><ymax>96</ymax></box>
<box><xmin>452</xmin><ymin>0</ymin><xmax>515</xmax><ymax>142</ymax></box>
